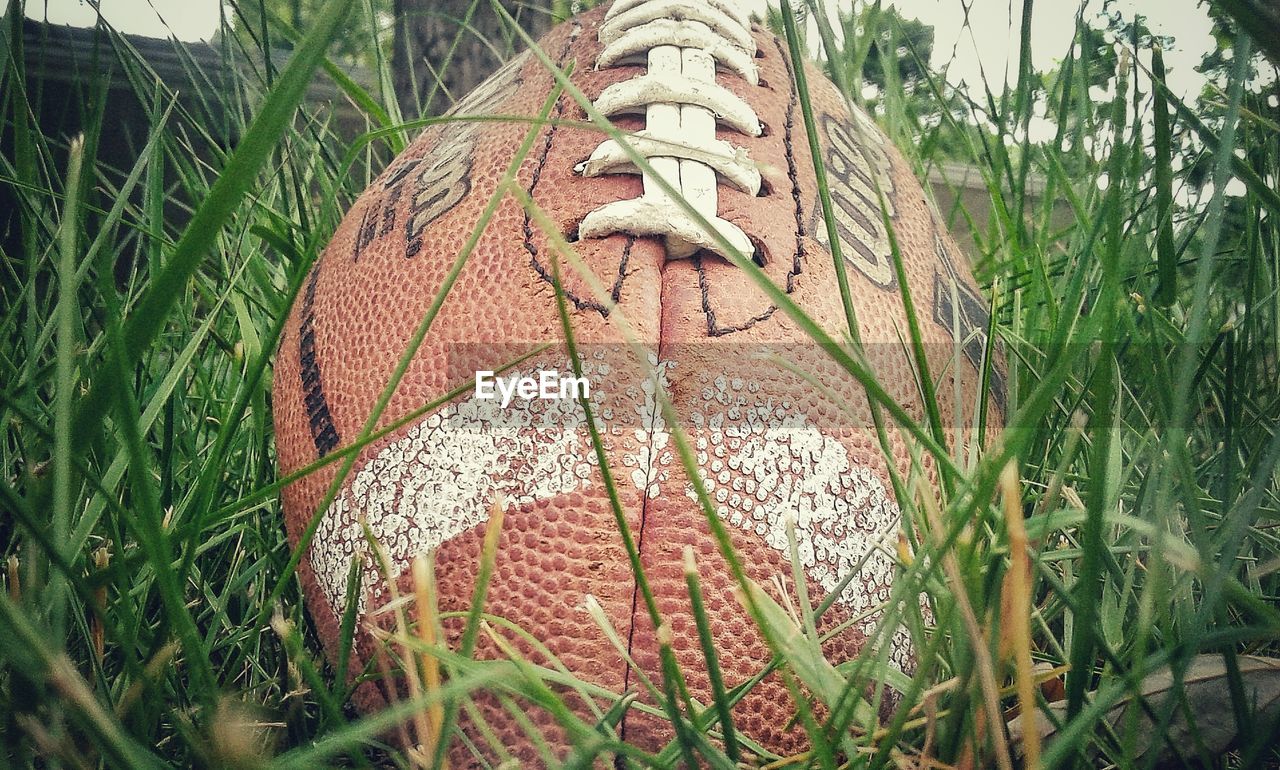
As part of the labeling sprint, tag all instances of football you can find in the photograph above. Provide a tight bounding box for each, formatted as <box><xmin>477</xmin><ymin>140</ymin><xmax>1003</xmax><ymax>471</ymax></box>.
<box><xmin>273</xmin><ymin>0</ymin><xmax>1000</xmax><ymax>762</ymax></box>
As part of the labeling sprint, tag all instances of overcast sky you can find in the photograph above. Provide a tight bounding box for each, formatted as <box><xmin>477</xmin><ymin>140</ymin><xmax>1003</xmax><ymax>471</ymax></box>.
<box><xmin>10</xmin><ymin>0</ymin><xmax>1215</xmax><ymax>98</ymax></box>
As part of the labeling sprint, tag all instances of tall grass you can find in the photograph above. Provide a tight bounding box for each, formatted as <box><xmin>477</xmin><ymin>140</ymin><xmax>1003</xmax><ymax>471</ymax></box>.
<box><xmin>2</xmin><ymin>0</ymin><xmax>1278</xmax><ymax>767</ymax></box>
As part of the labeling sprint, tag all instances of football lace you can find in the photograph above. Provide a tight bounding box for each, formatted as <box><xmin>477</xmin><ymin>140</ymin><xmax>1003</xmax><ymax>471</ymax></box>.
<box><xmin>575</xmin><ymin>0</ymin><xmax>764</xmax><ymax>262</ymax></box>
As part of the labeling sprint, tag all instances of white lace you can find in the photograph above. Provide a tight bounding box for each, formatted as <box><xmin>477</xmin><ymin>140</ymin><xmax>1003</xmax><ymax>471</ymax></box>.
<box><xmin>576</xmin><ymin>0</ymin><xmax>763</xmax><ymax>261</ymax></box>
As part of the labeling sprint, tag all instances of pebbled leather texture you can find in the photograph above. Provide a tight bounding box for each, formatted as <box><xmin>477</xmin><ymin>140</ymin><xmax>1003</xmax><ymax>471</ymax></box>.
<box><xmin>273</xmin><ymin>2</ymin><xmax>1001</xmax><ymax>764</ymax></box>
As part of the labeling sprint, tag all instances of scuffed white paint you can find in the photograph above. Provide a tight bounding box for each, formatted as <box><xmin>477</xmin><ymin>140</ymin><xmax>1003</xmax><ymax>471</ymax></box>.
<box><xmin>680</xmin><ymin>371</ymin><xmax>913</xmax><ymax>668</ymax></box>
<box><xmin>311</xmin><ymin>353</ymin><xmax>912</xmax><ymax>668</ymax></box>
<box><xmin>311</xmin><ymin>360</ymin><xmax>602</xmax><ymax>619</ymax></box>
<box><xmin>622</xmin><ymin>355</ymin><xmax>672</xmax><ymax>499</ymax></box>
<box><xmin>618</xmin><ymin>362</ymin><xmax>912</xmax><ymax>668</ymax></box>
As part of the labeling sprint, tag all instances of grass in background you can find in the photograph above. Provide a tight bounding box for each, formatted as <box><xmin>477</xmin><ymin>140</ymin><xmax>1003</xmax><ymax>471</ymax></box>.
<box><xmin>1</xmin><ymin>0</ymin><xmax>1279</xmax><ymax>767</ymax></box>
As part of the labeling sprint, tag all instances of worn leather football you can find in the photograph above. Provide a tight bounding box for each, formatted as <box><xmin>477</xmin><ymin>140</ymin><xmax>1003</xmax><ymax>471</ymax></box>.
<box><xmin>273</xmin><ymin>0</ymin><xmax>1002</xmax><ymax>763</ymax></box>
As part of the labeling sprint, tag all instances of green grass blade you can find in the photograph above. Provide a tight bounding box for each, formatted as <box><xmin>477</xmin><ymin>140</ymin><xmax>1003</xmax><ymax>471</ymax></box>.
<box><xmin>1150</xmin><ymin>44</ymin><xmax>1177</xmax><ymax>307</ymax></box>
<box><xmin>49</xmin><ymin>135</ymin><xmax>85</xmax><ymax>646</ymax></box>
<box><xmin>66</xmin><ymin>0</ymin><xmax>358</xmax><ymax>460</ymax></box>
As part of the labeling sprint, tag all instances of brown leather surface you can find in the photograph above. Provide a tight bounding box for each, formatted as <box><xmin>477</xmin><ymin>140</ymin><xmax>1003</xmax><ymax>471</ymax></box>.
<box><xmin>273</xmin><ymin>2</ymin><xmax>999</xmax><ymax>765</ymax></box>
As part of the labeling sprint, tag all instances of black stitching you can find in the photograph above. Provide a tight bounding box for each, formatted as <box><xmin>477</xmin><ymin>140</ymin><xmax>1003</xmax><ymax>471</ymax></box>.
<box><xmin>697</xmin><ymin>37</ymin><xmax>803</xmax><ymax>337</ymax></box>
<box><xmin>780</xmin><ymin>35</ymin><xmax>807</xmax><ymax>293</ymax></box>
<box><xmin>522</xmin><ymin>33</ymin><xmax>623</xmax><ymax>317</ymax></box>
<box><xmin>697</xmin><ymin>255</ymin><xmax>778</xmax><ymax>336</ymax></box>
<box><xmin>610</xmin><ymin>237</ymin><xmax>633</xmax><ymax>304</ymax></box>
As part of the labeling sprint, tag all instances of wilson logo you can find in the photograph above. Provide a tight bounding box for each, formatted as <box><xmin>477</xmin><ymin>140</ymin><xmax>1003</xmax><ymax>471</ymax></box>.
<box><xmin>811</xmin><ymin>111</ymin><xmax>898</xmax><ymax>289</ymax></box>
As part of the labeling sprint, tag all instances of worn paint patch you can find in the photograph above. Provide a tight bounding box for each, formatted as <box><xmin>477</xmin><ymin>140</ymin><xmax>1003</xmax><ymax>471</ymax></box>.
<box><xmin>311</xmin><ymin>360</ymin><xmax>599</xmax><ymax>618</ymax></box>
<box><xmin>622</xmin><ymin>356</ymin><xmax>672</xmax><ymax>500</ymax></box>
<box><xmin>681</xmin><ymin>371</ymin><xmax>912</xmax><ymax>668</ymax></box>
<box><xmin>312</xmin><ymin>354</ymin><xmax>911</xmax><ymax>669</ymax></box>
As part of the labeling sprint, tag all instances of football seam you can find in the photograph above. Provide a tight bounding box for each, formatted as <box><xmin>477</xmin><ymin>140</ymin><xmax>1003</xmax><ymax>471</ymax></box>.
<box><xmin>694</xmin><ymin>33</ymin><xmax>805</xmax><ymax>338</ymax></box>
<box><xmin>695</xmin><ymin>253</ymin><xmax>777</xmax><ymax>336</ymax></box>
<box><xmin>619</xmin><ymin>365</ymin><xmax>663</xmax><ymax>747</ymax></box>
<box><xmin>522</xmin><ymin>26</ymin><xmax>640</xmax><ymax>317</ymax></box>
<box><xmin>779</xmin><ymin>34</ymin><xmax>807</xmax><ymax>293</ymax></box>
